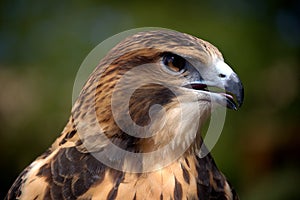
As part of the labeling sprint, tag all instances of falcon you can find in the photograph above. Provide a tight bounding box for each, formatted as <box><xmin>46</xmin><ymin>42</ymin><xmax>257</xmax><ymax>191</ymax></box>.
<box><xmin>6</xmin><ymin>29</ymin><xmax>243</xmax><ymax>200</ymax></box>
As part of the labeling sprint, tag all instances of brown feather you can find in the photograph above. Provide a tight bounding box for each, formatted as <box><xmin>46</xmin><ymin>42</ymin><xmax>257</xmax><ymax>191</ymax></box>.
<box><xmin>6</xmin><ymin>29</ymin><xmax>239</xmax><ymax>200</ymax></box>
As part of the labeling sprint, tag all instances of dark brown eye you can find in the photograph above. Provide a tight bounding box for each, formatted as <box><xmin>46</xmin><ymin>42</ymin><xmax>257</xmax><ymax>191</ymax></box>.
<box><xmin>162</xmin><ymin>53</ymin><xmax>186</xmax><ymax>73</ymax></box>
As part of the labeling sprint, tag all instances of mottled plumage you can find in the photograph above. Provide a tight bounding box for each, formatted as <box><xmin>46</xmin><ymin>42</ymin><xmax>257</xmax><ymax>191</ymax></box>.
<box><xmin>6</xmin><ymin>29</ymin><xmax>243</xmax><ymax>200</ymax></box>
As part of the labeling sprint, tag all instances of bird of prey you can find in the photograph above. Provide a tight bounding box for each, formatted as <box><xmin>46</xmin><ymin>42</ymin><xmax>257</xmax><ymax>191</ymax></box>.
<box><xmin>6</xmin><ymin>29</ymin><xmax>243</xmax><ymax>200</ymax></box>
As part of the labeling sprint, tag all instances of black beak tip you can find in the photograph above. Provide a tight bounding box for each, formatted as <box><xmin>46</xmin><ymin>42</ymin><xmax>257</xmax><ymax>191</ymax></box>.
<box><xmin>236</xmin><ymin>84</ymin><xmax>244</xmax><ymax>108</ymax></box>
<box><xmin>225</xmin><ymin>79</ymin><xmax>244</xmax><ymax>111</ymax></box>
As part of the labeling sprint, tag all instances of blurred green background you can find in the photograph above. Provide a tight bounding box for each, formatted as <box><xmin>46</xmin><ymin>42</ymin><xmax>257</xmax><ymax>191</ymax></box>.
<box><xmin>1</xmin><ymin>0</ymin><xmax>299</xmax><ymax>199</ymax></box>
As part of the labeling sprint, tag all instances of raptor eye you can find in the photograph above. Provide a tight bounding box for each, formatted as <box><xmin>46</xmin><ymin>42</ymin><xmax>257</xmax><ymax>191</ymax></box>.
<box><xmin>162</xmin><ymin>53</ymin><xmax>186</xmax><ymax>73</ymax></box>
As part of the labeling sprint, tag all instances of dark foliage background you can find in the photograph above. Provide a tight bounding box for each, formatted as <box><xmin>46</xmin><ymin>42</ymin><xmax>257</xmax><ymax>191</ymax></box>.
<box><xmin>1</xmin><ymin>0</ymin><xmax>299</xmax><ymax>199</ymax></box>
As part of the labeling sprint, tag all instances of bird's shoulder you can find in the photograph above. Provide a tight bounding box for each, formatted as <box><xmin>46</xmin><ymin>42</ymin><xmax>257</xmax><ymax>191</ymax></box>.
<box><xmin>6</xmin><ymin>116</ymin><xmax>238</xmax><ymax>200</ymax></box>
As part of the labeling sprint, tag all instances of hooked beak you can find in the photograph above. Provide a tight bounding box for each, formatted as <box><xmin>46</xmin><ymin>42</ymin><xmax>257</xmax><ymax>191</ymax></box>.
<box><xmin>221</xmin><ymin>73</ymin><xmax>244</xmax><ymax>110</ymax></box>
<box><xmin>183</xmin><ymin>61</ymin><xmax>244</xmax><ymax>110</ymax></box>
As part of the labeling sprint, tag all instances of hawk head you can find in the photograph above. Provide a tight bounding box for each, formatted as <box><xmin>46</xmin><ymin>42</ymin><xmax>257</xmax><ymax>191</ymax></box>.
<box><xmin>72</xmin><ymin>29</ymin><xmax>244</xmax><ymax>172</ymax></box>
<box><xmin>6</xmin><ymin>29</ymin><xmax>243</xmax><ymax>200</ymax></box>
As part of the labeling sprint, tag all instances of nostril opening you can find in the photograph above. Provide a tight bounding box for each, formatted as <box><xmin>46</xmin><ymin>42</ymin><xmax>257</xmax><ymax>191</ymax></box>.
<box><xmin>219</xmin><ymin>73</ymin><xmax>226</xmax><ymax>78</ymax></box>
